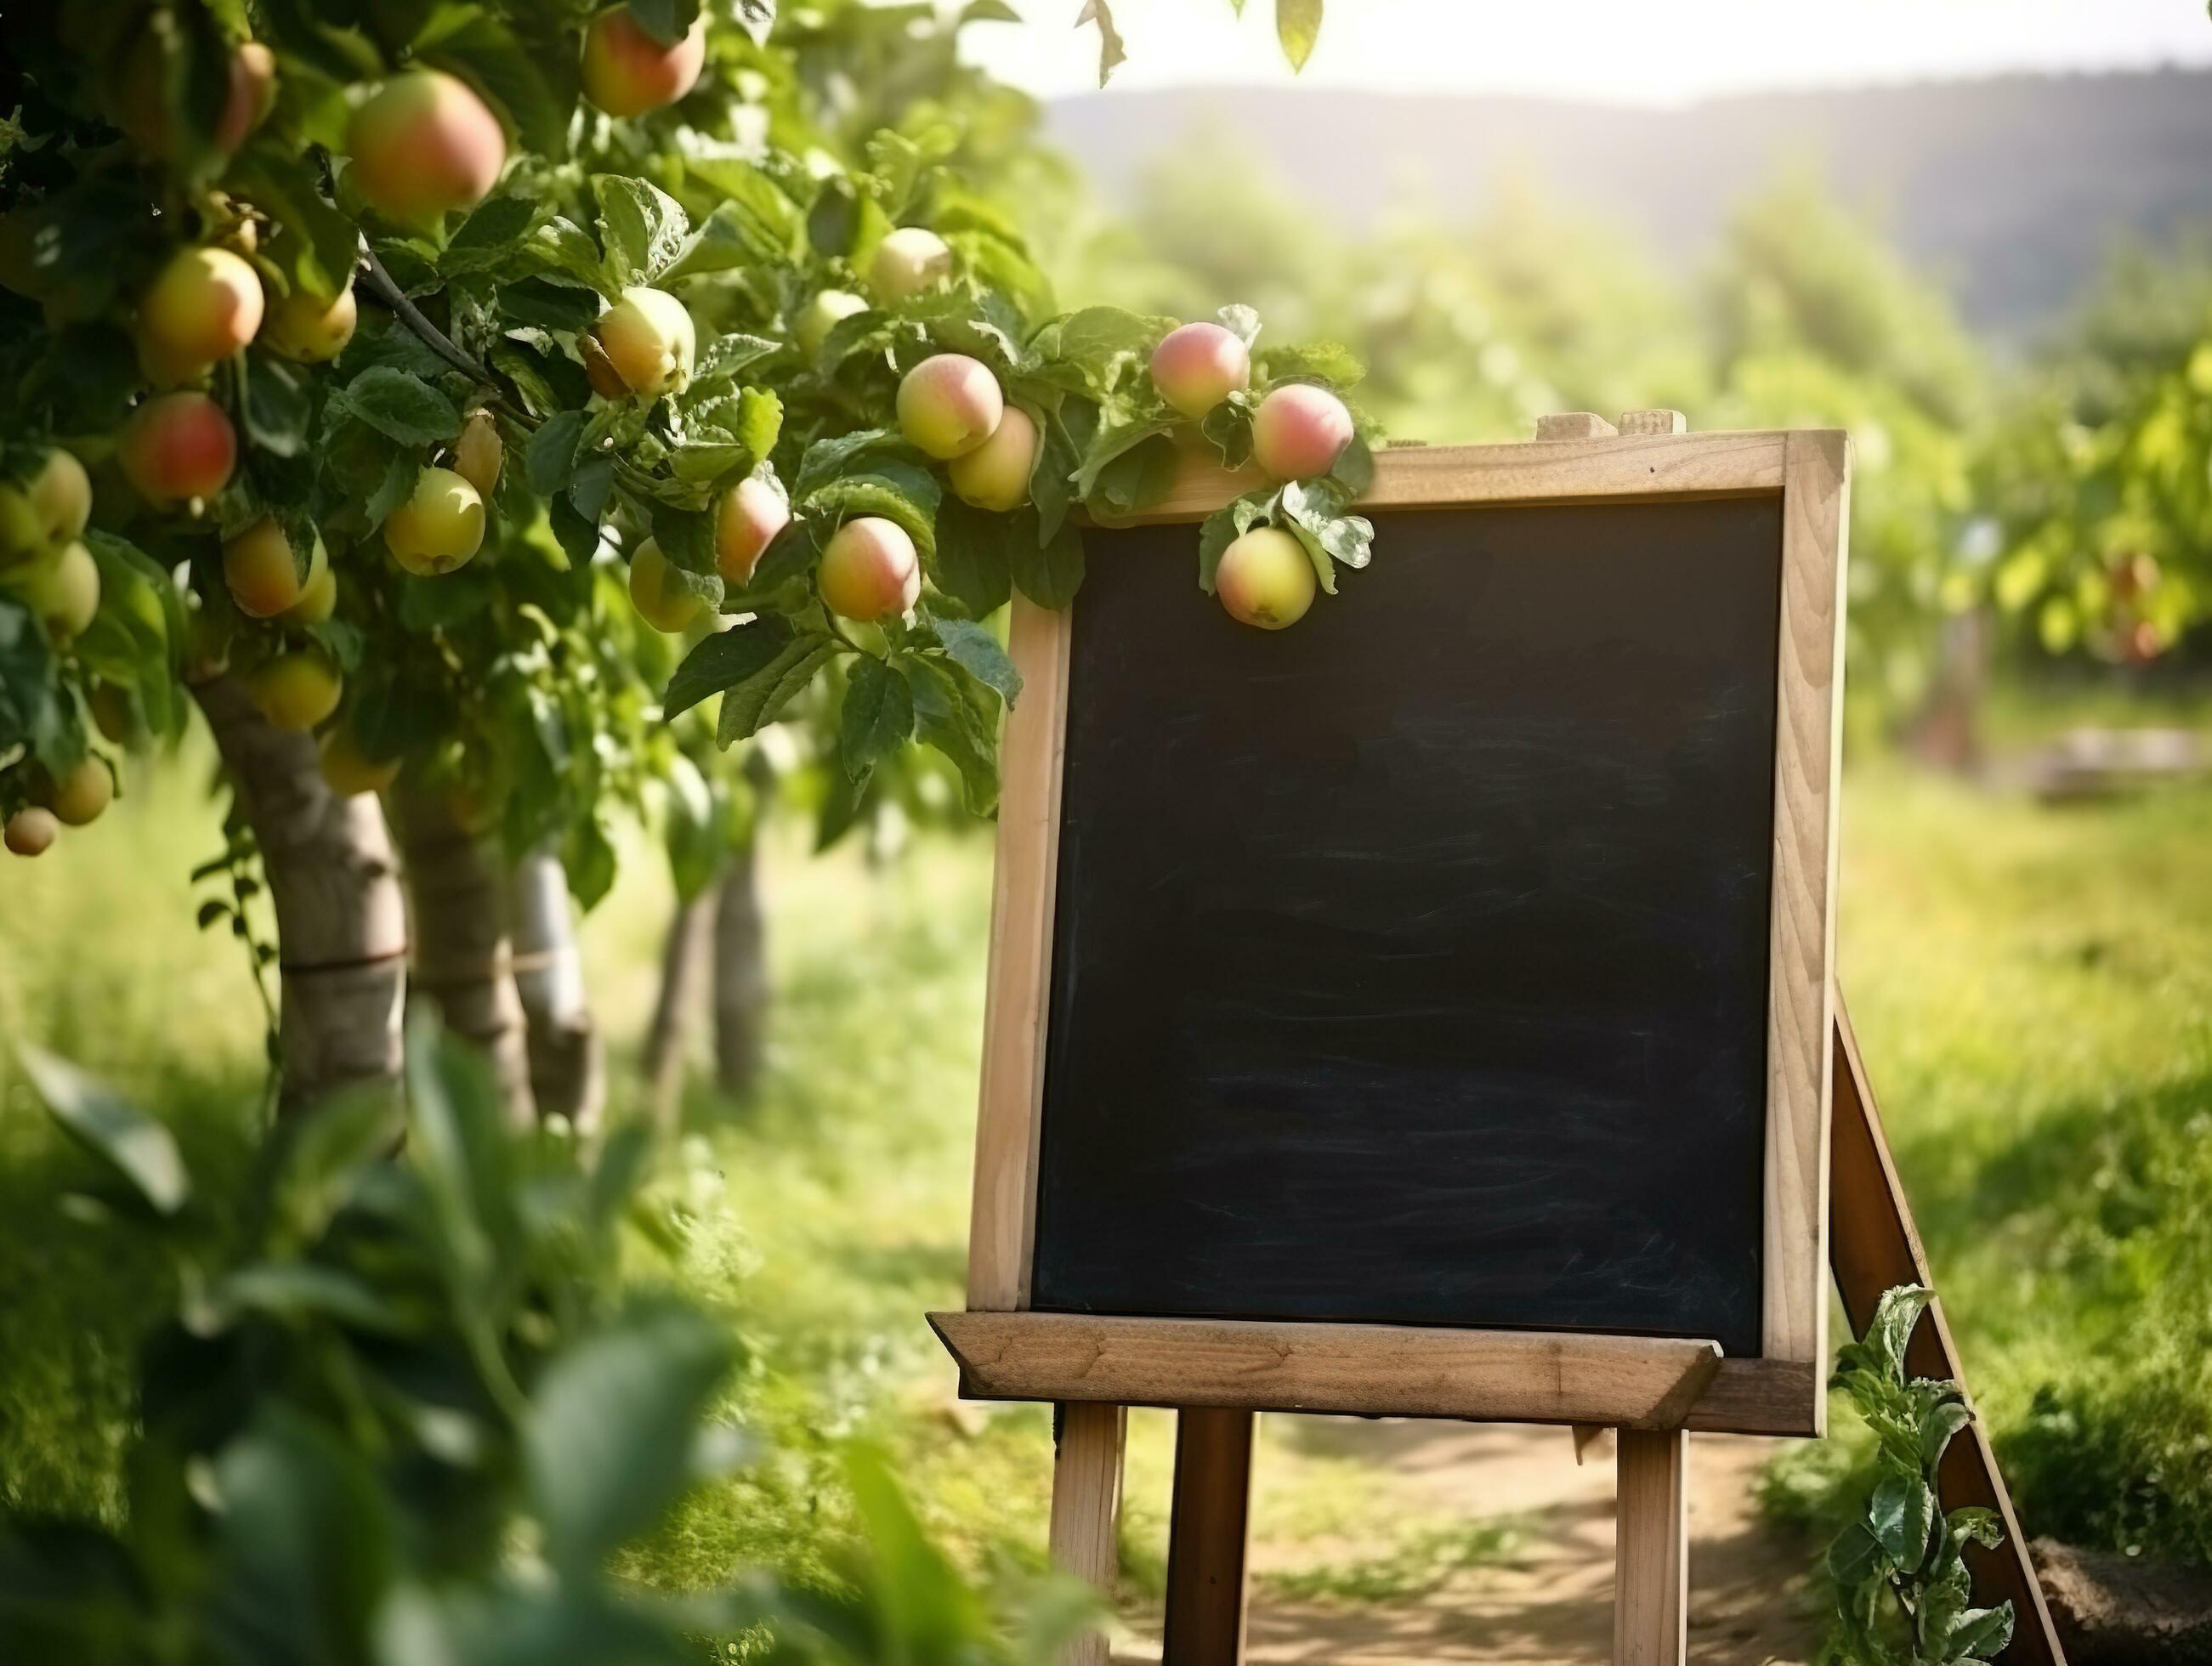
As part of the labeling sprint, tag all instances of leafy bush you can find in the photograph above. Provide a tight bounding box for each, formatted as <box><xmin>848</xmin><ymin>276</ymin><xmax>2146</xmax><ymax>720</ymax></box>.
<box><xmin>0</xmin><ymin>1021</ymin><xmax>1086</xmax><ymax>1664</ymax></box>
<box><xmin>1816</xmin><ymin>1287</ymin><xmax>2012</xmax><ymax>1666</ymax></box>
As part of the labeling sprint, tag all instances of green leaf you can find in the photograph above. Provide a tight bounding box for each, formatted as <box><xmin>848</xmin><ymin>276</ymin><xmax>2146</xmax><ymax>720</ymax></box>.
<box><xmin>1256</xmin><ymin>340</ymin><xmax>1365</xmax><ymax>388</ymax></box>
<box><xmin>905</xmin><ymin>658</ymin><xmax>1000</xmax><ymax>814</ymax></box>
<box><xmin>1945</xmin><ymin>1605</ymin><xmax>2015</xmax><ymax>1661</ymax></box>
<box><xmin>1198</xmin><ymin>502</ymin><xmax>1242</xmax><ymax>595</ymax></box>
<box><xmin>1946</xmin><ymin>1506</ymin><xmax>2005</xmax><ymax>1551</ymax></box>
<box><xmin>1071</xmin><ymin>415</ymin><xmax>1174</xmax><ymax>503</ymax></box>
<box><xmin>20</xmin><ymin>1046</ymin><xmax>189</xmax><ymax>1216</ymax></box>
<box><xmin>645</xmin><ymin>507</ymin><xmax>723</xmax><ymax>608</ymax></box>
<box><xmin>443</xmin><ymin>193</ymin><xmax>542</xmax><ymax>274</ymax></box>
<box><xmin>932</xmin><ymin>616</ymin><xmax>1021</xmax><ymax>706</ymax></box>
<box><xmin>665</xmin><ymin>617</ymin><xmax>798</xmax><ymax>718</ymax></box>
<box><xmin>1218</xmin><ymin>303</ymin><xmax>1262</xmax><ymax>345</ymax></box>
<box><xmin>1010</xmin><ymin>511</ymin><xmax>1085</xmax><ymax>609</ymax></box>
<box><xmin>717</xmin><ymin>632</ymin><xmax>838</xmax><ymax>745</ymax></box>
<box><xmin>931</xmin><ymin>498</ymin><xmax>1013</xmax><ymax>618</ymax></box>
<box><xmin>1918</xmin><ymin>1397</ymin><xmax>1972</xmax><ymax>1467</ymax></box>
<box><xmin>626</xmin><ymin>0</ymin><xmax>701</xmax><ymax>47</ymax></box>
<box><xmin>339</xmin><ymin>367</ymin><xmax>462</xmax><ymax>447</ymax></box>
<box><xmin>524</xmin><ymin>1300</ymin><xmax>735</xmax><ymax>1573</ymax></box>
<box><xmin>1868</xmin><ymin>1472</ymin><xmax>1935</xmax><ymax>1571</ymax></box>
<box><xmin>839</xmin><ymin>656</ymin><xmax>916</xmax><ymax>782</ymax></box>
<box><xmin>1075</xmin><ymin>0</ymin><xmax>1126</xmax><ymax>85</ymax></box>
<box><xmin>1825</xmin><ymin>1520</ymin><xmax>1886</xmax><ymax>1585</ymax></box>
<box><xmin>795</xmin><ymin>428</ymin><xmax>913</xmax><ymax>497</ymax></box>
<box><xmin>807</xmin><ymin>176</ymin><xmax>862</xmax><ymax>260</ymax></box>
<box><xmin>241</xmin><ymin>354</ymin><xmax>313</xmax><ymax>458</ymax></box>
<box><xmin>1276</xmin><ymin>0</ymin><xmax>1324</xmax><ymax>71</ymax></box>
<box><xmin>214</xmin><ymin>1410</ymin><xmax>395</xmax><ymax>1652</ymax></box>
<box><xmin>528</xmin><ymin>409</ymin><xmax>587</xmax><ymax>498</ymax></box>
<box><xmin>1049</xmin><ymin>304</ymin><xmax>1173</xmax><ymax>388</ymax></box>
<box><xmin>1090</xmin><ymin>431</ymin><xmax>1178</xmax><ymax>517</ymax></box>
<box><xmin>593</xmin><ymin>175</ymin><xmax>690</xmax><ymax>288</ymax></box>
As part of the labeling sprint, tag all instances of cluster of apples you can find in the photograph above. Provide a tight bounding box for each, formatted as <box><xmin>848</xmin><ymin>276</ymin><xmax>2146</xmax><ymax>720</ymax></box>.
<box><xmin>3</xmin><ymin>755</ymin><xmax>113</xmax><ymax>858</ymax></box>
<box><xmin>627</xmin><ymin>228</ymin><xmax>965</xmax><ymax>636</ymax></box>
<box><xmin>0</xmin><ymin>446</ymin><xmax>111</xmax><ymax>855</ymax></box>
<box><xmin>1150</xmin><ymin>321</ymin><xmax>1357</xmax><ymax>631</ymax></box>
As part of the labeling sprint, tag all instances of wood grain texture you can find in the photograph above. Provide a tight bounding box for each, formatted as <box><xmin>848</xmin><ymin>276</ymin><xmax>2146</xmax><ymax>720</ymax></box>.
<box><xmin>1536</xmin><ymin>411</ymin><xmax>1620</xmax><ymax>440</ymax></box>
<box><xmin>1831</xmin><ymin>1000</ymin><xmax>2068</xmax><ymax>1666</ymax></box>
<box><xmin>1111</xmin><ymin>431</ymin><xmax>1791</xmax><ymax>525</ymax></box>
<box><xmin>1048</xmin><ymin>1402</ymin><xmax>1126</xmax><ymax>1666</ymax></box>
<box><xmin>933</xmin><ymin>1311</ymin><xmax>1721</xmax><ymax>1429</ymax></box>
<box><xmin>1619</xmin><ymin>409</ymin><xmax>1689</xmax><ymax>436</ymax></box>
<box><xmin>1682</xmin><ymin>1357</ymin><xmax>1821</xmax><ymax>1436</ymax></box>
<box><xmin>965</xmin><ymin>595</ymin><xmax>1073</xmax><ymax>1310</ymax></box>
<box><xmin>1614</xmin><ymin>1429</ymin><xmax>1689</xmax><ymax>1666</ymax></box>
<box><xmin>1164</xmin><ymin>1408</ymin><xmax>1255</xmax><ymax>1666</ymax></box>
<box><xmin>1761</xmin><ymin>428</ymin><xmax>1851</xmax><ymax>1381</ymax></box>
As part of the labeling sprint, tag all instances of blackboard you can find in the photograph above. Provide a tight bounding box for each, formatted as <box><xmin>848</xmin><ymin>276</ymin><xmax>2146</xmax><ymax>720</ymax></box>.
<box><xmin>1029</xmin><ymin>496</ymin><xmax>1784</xmax><ymax>1359</ymax></box>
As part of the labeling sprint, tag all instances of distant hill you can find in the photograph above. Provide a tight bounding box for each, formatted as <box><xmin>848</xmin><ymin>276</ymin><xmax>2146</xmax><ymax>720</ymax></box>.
<box><xmin>1043</xmin><ymin>70</ymin><xmax>2212</xmax><ymax>340</ymax></box>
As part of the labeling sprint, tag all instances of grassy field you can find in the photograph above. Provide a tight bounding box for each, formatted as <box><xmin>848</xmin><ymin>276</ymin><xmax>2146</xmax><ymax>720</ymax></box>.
<box><xmin>3</xmin><ymin>712</ymin><xmax>2209</xmax><ymax>1607</ymax></box>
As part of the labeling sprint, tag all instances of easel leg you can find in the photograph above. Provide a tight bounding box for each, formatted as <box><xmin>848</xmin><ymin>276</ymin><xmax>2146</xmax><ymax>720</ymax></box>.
<box><xmin>1614</xmin><ymin>1428</ymin><xmax>1687</xmax><ymax>1666</ymax></box>
<box><xmin>1163</xmin><ymin>1407</ymin><xmax>1255</xmax><ymax>1666</ymax></box>
<box><xmin>1050</xmin><ymin>1402</ymin><xmax>1127</xmax><ymax>1666</ymax></box>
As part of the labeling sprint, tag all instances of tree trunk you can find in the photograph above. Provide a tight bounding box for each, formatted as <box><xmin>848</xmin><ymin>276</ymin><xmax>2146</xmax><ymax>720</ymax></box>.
<box><xmin>642</xmin><ymin>885</ymin><xmax>716</xmax><ymax>1135</ymax></box>
<box><xmin>712</xmin><ymin>836</ymin><xmax>769</xmax><ymax>1095</ymax></box>
<box><xmin>388</xmin><ymin>780</ymin><xmax>535</xmax><ymax>1125</ymax></box>
<box><xmin>504</xmin><ymin>843</ymin><xmax>604</xmax><ymax>1133</ymax></box>
<box><xmin>190</xmin><ymin>676</ymin><xmax>408</xmax><ymax>1114</ymax></box>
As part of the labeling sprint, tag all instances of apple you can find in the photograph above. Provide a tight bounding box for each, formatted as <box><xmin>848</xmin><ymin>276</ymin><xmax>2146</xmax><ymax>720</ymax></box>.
<box><xmin>139</xmin><ymin>246</ymin><xmax>264</xmax><ymax>376</ymax></box>
<box><xmin>869</xmin><ymin>226</ymin><xmax>952</xmax><ymax>305</ymax></box>
<box><xmin>249</xmin><ymin>650</ymin><xmax>342</xmax><ymax>732</ymax></box>
<box><xmin>215</xmin><ymin>42</ymin><xmax>278</xmax><ymax>150</ymax></box>
<box><xmin>1215</xmin><ymin>526</ymin><xmax>1315</xmax><ymax>630</ymax></box>
<box><xmin>581</xmin><ymin>7</ymin><xmax>708</xmax><ymax>118</ymax></box>
<box><xmin>797</xmin><ymin>288</ymin><xmax>867</xmax><ymax>357</ymax></box>
<box><xmin>285</xmin><ymin>563</ymin><xmax>337</xmax><ymax>626</ymax></box>
<box><xmin>715</xmin><ymin>476</ymin><xmax>789</xmax><ymax>586</ymax></box>
<box><xmin>817</xmin><ymin>517</ymin><xmax>919</xmax><ymax>620</ymax></box>
<box><xmin>384</xmin><ymin>467</ymin><xmax>485</xmax><ymax>575</ymax></box>
<box><xmin>119</xmin><ymin>391</ymin><xmax>238</xmax><ymax>507</ymax></box>
<box><xmin>3</xmin><ymin>807</ymin><xmax>58</xmax><ymax>856</ymax></box>
<box><xmin>627</xmin><ymin>537</ymin><xmax>703</xmax><ymax>632</ymax></box>
<box><xmin>453</xmin><ymin>410</ymin><xmax>502</xmax><ymax>501</ymax></box>
<box><xmin>1151</xmin><ymin>321</ymin><xmax>1251</xmax><ymax>419</ymax></box>
<box><xmin>44</xmin><ymin>757</ymin><xmax>114</xmax><ymax>825</ymax></box>
<box><xmin>263</xmin><ymin>280</ymin><xmax>357</xmax><ymax>363</ymax></box>
<box><xmin>946</xmin><ymin>403</ymin><xmax>1037</xmax><ymax>513</ymax></box>
<box><xmin>1251</xmin><ymin>383</ymin><xmax>1355</xmax><ymax>482</ymax></box>
<box><xmin>346</xmin><ymin>71</ymin><xmax>507</xmax><ymax>229</ymax></box>
<box><xmin>896</xmin><ymin>353</ymin><xmax>1003</xmax><ymax>461</ymax></box>
<box><xmin>224</xmin><ymin>517</ymin><xmax>326</xmax><ymax>619</ymax></box>
<box><xmin>27</xmin><ymin>449</ymin><xmax>91</xmax><ymax>547</ymax></box>
<box><xmin>0</xmin><ymin>484</ymin><xmax>43</xmax><ymax>564</ymax></box>
<box><xmin>593</xmin><ymin>286</ymin><xmax>695</xmax><ymax>399</ymax></box>
<box><xmin>23</xmin><ymin>541</ymin><xmax>101</xmax><ymax>639</ymax></box>
<box><xmin>318</xmin><ymin>728</ymin><xmax>400</xmax><ymax>797</ymax></box>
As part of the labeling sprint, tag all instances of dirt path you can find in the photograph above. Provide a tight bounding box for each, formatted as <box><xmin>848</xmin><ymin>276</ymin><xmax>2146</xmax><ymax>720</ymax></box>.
<box><xmin>1121</xmin><ymin>1420</ymin><xmax>1823</xmax><ymax>1666</ymax></box>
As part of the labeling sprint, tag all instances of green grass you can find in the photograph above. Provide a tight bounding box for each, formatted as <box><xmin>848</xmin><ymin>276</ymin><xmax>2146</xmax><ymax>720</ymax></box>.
<box><xmin>1818</xmin><ymin>756</ymin><xmax>2212</xmax><ymax>1563</ymax></box>
<box><xmin>3</xmin><ymin>702</ymin><xmax>2209</xmax><ymax>1598</ymax></box>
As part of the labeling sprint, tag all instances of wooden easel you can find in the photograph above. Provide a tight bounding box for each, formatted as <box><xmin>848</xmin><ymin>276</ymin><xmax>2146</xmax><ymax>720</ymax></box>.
<box><xmin>944</xmin><ymin>409</ymin><xmax>2063</xmax><ymax>1666</ymax></box>
<box><xmin>1029</xmin><ymin>997</ymin><xmax>2067</xmax><ymax>1666</ymax></box>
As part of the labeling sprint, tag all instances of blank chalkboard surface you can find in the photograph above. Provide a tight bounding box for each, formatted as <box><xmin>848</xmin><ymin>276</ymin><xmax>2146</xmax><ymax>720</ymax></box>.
<box><xmin>1029</xmin><ymin>496</ymin><xmax>1784</xmax><ymax>1359</ymax></box>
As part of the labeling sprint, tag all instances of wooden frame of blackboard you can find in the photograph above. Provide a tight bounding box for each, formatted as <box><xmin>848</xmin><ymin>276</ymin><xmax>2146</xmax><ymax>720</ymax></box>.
<box><xmin>943</xmin><ymin>425</ymin><xmax>1851</xmax><ymax>1441</ymax></box>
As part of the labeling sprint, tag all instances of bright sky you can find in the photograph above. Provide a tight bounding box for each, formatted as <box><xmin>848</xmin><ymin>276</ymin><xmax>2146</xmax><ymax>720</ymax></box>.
<box><xmin>967</xmin><ymin>0</ymin><xmax>2212</xmax><ymax>105</ymax></box>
